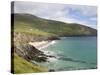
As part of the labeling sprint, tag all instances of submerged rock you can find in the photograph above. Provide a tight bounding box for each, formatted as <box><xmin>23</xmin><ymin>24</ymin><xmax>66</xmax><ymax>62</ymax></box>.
<box><xmin>47</xmin><ymin>55</ymin><xmax>56</xmax><ymax>58</ymax></box>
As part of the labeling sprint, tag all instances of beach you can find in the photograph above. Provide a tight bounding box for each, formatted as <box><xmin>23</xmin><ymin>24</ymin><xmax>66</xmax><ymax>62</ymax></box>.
<box><xmin>29</xmin><ymin>40</ymin><xmax>56</xmax><ymax>50</ymax></box>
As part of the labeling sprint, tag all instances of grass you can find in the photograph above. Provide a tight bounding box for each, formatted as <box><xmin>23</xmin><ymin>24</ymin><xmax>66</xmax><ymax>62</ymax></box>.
<box><xmin>14</xmin><ymin>21</ymin><xmax>56</xmax><ymax>37</ymax></box>
<box><xmin>13</xmin><ymin>53</ymin><xmax>48</xmax><ymax>74</ymax></box>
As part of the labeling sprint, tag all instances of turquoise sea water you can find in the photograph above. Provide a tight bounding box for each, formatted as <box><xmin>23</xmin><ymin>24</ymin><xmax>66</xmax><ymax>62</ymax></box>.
<box><xmin>39</xmin><ymin>37</ymin><xmax>97</xmax><ymax>71</ymax></box>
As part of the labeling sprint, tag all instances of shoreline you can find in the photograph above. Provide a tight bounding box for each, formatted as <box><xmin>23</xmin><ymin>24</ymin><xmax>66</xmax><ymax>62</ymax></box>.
<box><xmin>29</xmin><ymin>40</ymin><xmax>57</xmax><ymax>62</ymax></box>
<box><xmin>29</xmin><ymin>40</ymin><xmax>56</xmax><ymax>50</ymax></box>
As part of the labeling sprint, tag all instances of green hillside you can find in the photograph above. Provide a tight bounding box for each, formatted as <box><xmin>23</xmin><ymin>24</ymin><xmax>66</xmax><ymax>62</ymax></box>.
<box><xmin>13</xmin><ymin>13</ymin><xmax>97</xmax><ymax>37</ymax></box>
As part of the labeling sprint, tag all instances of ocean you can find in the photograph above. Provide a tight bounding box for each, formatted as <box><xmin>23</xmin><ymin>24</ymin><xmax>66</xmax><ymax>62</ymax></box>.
<box><xmin>38</xmin><ymin>37</ymin><xmax>97</xmax><ymax>71</ymax></box>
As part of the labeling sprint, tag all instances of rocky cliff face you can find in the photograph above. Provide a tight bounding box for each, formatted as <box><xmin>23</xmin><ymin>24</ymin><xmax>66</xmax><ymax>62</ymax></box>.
<box><xmin>14</xmin><ymin>43</ymin><xmax>48</xmax><ymax>62</ymax></box>
<box><xmin>13</xmin><ymin>32</ymin><xmax>57</xmax><ymax>63</ymax></box>
<box><xmin>13</xmin><ymin>32</ymin><xmax>45</xmax><ymax>62</ymax></box>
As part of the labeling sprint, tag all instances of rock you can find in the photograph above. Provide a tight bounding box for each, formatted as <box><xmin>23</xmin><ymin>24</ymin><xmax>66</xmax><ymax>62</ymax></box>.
<box><xmin>49</xmin><ymin>69</ymin><xmax>55</xmax><ymax>72</ymax></box>
<box><xmin>47</xmin><ymin>36</ymin><xmax>60</xmax><ymax>40</ymax></box>
<box><xmin>14</xmin><ymin>43</ymin><xmax>48</xmax><ymax>62</ymax></box>
<box><xmin>47</xmin><ymin>55</ymin><xmax>56</xmax><ymax>58</ymax></box>
<box><xmin>36</xmin><ymin>56</ymin><xmax>47</xmax><ymax>62</ymax></box>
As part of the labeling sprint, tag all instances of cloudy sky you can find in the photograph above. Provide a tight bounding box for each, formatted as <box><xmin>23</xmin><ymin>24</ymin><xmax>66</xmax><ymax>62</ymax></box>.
<box><xmin>13</xmin><ymin>1</ymin><xmax>97</xmax><ymax>29</ymax></box>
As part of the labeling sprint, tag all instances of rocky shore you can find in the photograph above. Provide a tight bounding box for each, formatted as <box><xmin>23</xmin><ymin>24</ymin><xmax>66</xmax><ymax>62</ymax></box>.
<box><xmin>13</xmin><ymin>32</ymin><xmax>57</xmax><ymax>64</ymax></box>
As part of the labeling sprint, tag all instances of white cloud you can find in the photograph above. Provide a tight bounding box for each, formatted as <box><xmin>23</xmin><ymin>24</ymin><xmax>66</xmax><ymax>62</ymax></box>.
<box><xmin>90</xmin><ymin>17</ymin><xmax>97</xmax><ymax>21</ymax></box>
<box><xmin>67</xmin><ymin>5</ymin><xmax>97</xmax><ymax>17</ymax></box>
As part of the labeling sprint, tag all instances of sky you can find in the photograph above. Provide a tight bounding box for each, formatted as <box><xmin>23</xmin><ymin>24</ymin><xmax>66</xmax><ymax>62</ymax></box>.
<box><xmin>13</xmin><ymin>1</ymin><xmax>97</xmax><ymax>29</ymax></box>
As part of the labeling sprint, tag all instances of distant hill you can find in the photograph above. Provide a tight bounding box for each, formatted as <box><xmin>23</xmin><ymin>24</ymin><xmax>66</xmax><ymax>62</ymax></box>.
<box><xmin>13</xmin><ymin>13</ymin><xmax>97</xmax><ymax>37</ymax></box>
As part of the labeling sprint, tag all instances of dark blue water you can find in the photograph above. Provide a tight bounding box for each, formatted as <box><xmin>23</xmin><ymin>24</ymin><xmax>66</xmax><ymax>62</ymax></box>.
<box><xmin>39</xmin><ymin>37</ymin><xmax>97</xmax><ymax>71</ymax></box>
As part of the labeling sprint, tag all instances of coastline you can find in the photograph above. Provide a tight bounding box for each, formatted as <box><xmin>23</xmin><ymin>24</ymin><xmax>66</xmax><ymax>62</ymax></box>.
<box><xmin>29</xmin><ymin>40</ymin><xmax>56</xmax><ymax>50</ymax></box>
<box><xmin>29</xmin><ymin>40</ymin><xmax>57</xmax><ymax>62</ymax></box>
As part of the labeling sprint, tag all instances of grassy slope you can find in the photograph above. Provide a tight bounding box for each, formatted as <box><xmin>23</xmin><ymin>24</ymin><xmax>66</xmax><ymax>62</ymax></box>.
<box><xmin>14</xmin><ymin>53</ymin><xmax>47</xmax><ymax>74</ymax></box>
<box><xmin>14</xmin><ymin>21</ymin><xmax>55</xmax><ymax>37</ymax></box>
<box><xmin>14</xmin><ymin>13</ymin><xmax>97</xmax><ymax>37</ymax></box>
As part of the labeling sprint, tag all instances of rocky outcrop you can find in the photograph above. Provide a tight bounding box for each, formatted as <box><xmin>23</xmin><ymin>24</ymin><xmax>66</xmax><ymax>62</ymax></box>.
<box><xmin>13</xmin><ymin>32</ymin><xmax>57</xmax><ymax>63</ymax></box>
<box><xmin>14</xmin><ymin>43</ymin><xmax>48</xmax><ymax>62</ymax></box>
